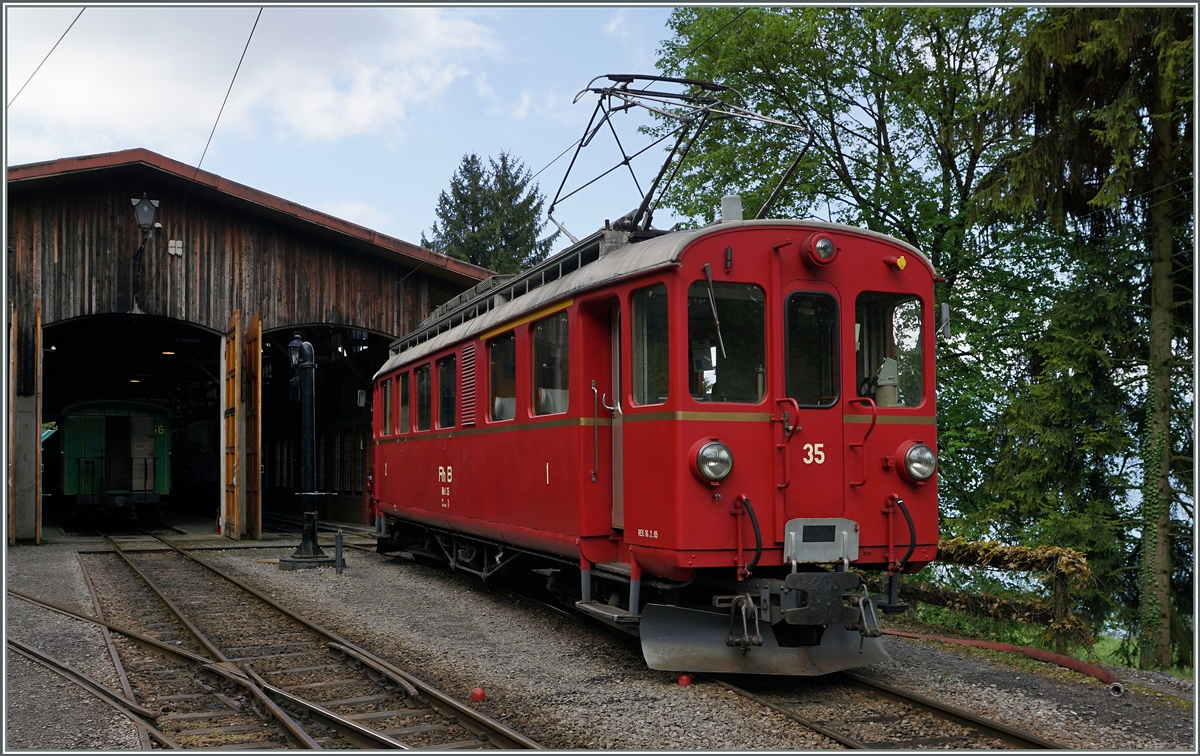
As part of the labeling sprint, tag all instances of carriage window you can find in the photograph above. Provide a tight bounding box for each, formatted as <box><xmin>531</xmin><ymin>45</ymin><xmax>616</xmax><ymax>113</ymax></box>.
<box><xmin>632</xmin><ymin>284</ymin><xmax>669</xmax><ymax>405</ymax></box>
<box><xmin>856</xmin><ymin>293</ymin><xmax>924</xmax><ymax>408</ymax></box>
<box><xmin>381</xmin><ymin>379</ymin><xmax>393</xmax><ymax>436</ymax></box>
<box><xmin>533</xmin><ymin>311</ymin><xmax>570</xmax><ymax>415</ymax></box>
<box><xmin>438</xmin><ymin>355</ymin><xmax>457</xmax><ymax>428</ymax></box>
<box><xmin>786</xmin><ymin>293</ymin><xmax>838</xmax><ymax>407</ymax></box>
<box><xmin>489</xmin><ymin>333</ymin><xmax>517</xmax><ymax>421</ymax></box>
<box><xmin>415</xmin><ymin>364</ymin><xmax>432</xmax><ymax>430</ymax></box>
<box><xmin>687</xmin><ymin>282</ymin><xmax>765</xmax><ymax>403</ymax></box>
<box><xmin>397</xmin><ymin>373</ymin><xmax>410</xmax><ymax>433</ymax></box>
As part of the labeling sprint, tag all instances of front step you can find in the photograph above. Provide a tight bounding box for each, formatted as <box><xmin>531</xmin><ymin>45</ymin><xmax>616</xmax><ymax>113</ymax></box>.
<box><xmin>575</xmin><ymin>600</ymin><xmax>642</xmax><ymax>625</ymax></box>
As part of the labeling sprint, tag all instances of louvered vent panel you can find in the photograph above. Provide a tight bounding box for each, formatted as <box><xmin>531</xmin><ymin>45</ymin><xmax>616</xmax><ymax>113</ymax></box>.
<box><xmin>461</xmin><ymin>343</ymin><xmax>477</xmax><ymax>426</ymax></box>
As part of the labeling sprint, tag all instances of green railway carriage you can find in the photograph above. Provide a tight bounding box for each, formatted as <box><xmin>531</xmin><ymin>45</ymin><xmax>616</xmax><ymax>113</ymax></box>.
<box><xmin>60</xmin><ymin>401</ymin><xmax>172</xmax><ymax>513</ymax></box>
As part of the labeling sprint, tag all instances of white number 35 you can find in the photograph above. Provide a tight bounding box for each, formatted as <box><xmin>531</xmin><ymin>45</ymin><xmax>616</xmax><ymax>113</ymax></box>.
<box><xmin>802</xmin><ymin>443</ymin><xmax>825</xmax><ymax>464</ymax></box>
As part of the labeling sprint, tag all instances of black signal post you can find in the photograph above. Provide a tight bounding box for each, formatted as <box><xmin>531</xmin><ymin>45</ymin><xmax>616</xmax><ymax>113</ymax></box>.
<box><xmin>280</xmin><ymin>332</ymin><xmax>334</xmax><ymax>569</ymax></box>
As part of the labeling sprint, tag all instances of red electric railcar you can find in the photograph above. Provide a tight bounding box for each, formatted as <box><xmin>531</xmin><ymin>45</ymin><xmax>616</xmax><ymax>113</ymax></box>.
<box><xmin>371</xmin><ymin>213</ymin><xmax>938</xmax><ymax>675</ymax></box>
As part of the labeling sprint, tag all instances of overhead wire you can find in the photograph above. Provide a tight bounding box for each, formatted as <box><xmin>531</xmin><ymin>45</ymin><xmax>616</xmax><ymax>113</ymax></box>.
<box><xmin>358</xmin><ymin>9</ymin><xmax>761</xmax><ymax>337</ymax></box>
<box><xmin>151</xmin><ymin>7</ymin><xmax>263</xmax><ymax>300</ymax></box>
<box><xmin>178</xmin><ymin>7</ymin><xmax>264</xmax><ymax>216</ymax></box>
<box><xmin>7</xmin><ymin>7</ymin><xmax>86</xmax><ymax>108</ymax></box>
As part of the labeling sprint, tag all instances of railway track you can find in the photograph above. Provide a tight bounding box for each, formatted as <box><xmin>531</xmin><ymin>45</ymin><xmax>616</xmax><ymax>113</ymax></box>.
<box><xmin>405</xmin><ymin>554</ymin><xmax>1066</xmax><ymax>750</ymax></box>
<box><xmin>14</xmin><ymin>533</ymin><xmax>540</xmax><ymax>750</ymax></box>
<box><xmin>708</xmin><ymin>672</ymin><xmax>1064</xmax><ymax>749</ymax></box>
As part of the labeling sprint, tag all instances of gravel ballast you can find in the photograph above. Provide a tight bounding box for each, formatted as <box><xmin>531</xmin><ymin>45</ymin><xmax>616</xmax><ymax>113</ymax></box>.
<box><xmin>4</xmin><ymin>530</ymin><xmax>1195</xmax><ymax>750</ymax></box>
<box><xmin>5</xmin><ymin>541</ymin><xmax>142</xmax><ymax>751</ymax></box>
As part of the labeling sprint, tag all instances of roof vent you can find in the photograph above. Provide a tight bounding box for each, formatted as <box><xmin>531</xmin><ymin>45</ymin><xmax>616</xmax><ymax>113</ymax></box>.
<box><xmin>721</xmin><ymin>195</ymin><xmax>743</xmax><ymax>222</ymax></box>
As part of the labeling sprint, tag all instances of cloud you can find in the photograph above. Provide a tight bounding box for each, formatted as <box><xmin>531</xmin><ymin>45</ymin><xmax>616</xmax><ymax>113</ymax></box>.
<box><xmin>5</xmin><ymin>7</ymin><xmax>497</xmax><ymax>164</ymax></box>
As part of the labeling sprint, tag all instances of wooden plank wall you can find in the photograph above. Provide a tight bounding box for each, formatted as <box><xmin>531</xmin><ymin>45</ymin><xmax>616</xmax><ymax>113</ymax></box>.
<box><xmin>8</xmin><ymin>180</ymin><xmax>444</xmax><ymax>394</ymax></box>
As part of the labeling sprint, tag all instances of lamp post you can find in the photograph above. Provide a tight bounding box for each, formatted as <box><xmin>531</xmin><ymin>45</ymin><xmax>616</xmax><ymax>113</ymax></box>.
<box><xmin>280</xmin><ymin>332</ymin><xmax>333</xmax><ymax>569</ymax></box>
<box><xmin>130</xmin><ymin>193</ymin><xmax>160</xmax><ymax>314</ymax></box>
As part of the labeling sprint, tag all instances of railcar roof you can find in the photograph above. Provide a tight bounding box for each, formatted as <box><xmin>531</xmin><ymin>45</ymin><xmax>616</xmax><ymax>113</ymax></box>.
<box><xmin>375</xmin><ymin>219</ymin><xmax>929</xmax><ymax>378</ymax></box>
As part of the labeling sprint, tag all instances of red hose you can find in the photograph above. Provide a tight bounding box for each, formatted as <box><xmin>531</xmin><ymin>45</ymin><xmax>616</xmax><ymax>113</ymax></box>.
<box><xmin>882</xmin><ymin>629</ymin><xmax>1124</xmax><ymax>690</ymax></box>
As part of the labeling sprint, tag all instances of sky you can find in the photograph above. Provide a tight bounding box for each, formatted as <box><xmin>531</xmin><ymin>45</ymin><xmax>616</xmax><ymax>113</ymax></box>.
<box><xmin>4</xmin><ymin>4</ymin><xmax>686</xmax><ymax>254</ymax></box>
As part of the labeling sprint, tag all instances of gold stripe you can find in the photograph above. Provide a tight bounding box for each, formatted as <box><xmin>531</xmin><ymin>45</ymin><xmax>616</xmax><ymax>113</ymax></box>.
<box><xmin>374</xmin><ymin>413</ymin><xmax>609</xmax><ymax>444</ymax></box>
<box><xmin>478</xmin><ymin>298</ymin><xmax>573</xmax><ymax>342</ymax></box>
<box><xmin>843</xmin><ymin>414</ymin><xmax>936</xmax><ymax>425</ymax></box>
<box><xmin>624</xmin><ymin>411</ymin><xmax>772</xmax><ymax>423</ymax></box>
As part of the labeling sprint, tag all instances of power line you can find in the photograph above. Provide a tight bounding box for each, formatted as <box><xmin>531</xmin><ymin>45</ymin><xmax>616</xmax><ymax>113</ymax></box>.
<box><xmin>180</xmin><ymin>7</ymin><xmax>263</xmax><ymax>213</ymax></box>
<box><xmin>152</xmin><ymin>7</ymin><xmax>262</xmax><ymax>297</ymax></box>
<box><xmin>7</xmin><ymin>7</ymin><xmax>86</xmax><ymax>108</ymax></box>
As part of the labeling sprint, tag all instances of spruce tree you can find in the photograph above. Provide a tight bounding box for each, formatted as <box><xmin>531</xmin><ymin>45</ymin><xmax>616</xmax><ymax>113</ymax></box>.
<box><xmin>423</xmin><ymin>152</ymin><xmax>556</xmax><ymax>274</ymax></box>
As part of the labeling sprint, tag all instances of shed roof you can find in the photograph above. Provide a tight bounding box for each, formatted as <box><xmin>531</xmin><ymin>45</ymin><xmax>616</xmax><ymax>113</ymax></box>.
<box><xmin>6</xmin><ymin>148</ymin><xmax>491</xmax><ymax>288</ymax></box>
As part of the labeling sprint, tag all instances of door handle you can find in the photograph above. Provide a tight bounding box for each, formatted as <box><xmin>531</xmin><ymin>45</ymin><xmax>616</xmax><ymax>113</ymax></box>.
<box><xmin>591</xmin><ymin>381</ymin><xmax>599</xmax><ymax>482</ymax></box>
<box><xmin>601</xmin><ymin>393</ymin><xmax>614</xmax><ymax>412</ymax></box>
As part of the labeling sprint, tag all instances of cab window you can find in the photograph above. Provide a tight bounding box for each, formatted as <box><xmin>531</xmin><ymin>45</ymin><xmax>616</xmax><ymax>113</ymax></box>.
<box><xmin>786</xmin><ymin>293</ymin><xmax>838</xmax><ymax>407</ymax></box>
<box><xmin>632</xmin><ymin>284</ymin><xmax>669</xmax><ymax>405</ymax></box>
<box><xmin>856</xmin><ymin>292</ymin><xmax>923</xmax><ymax>408</ymax></box>
<box><xmin>489</xmin><ymin>332</ymin><xmax>517</xmax><ymax>421</ymax></box>
<box><xmin>687</xmin><ymin>281</ymin><xmax>765</xmax><ymax>403</ymax></box>
<box><xmin>415</xmin><ymin>364</ymin><xmax>432</xmax><ymax>430</ymax></box>
<box><xmin>532</xmin><ymin>311</ymin><xmax>569</xmax><ymax>415</ymax></box>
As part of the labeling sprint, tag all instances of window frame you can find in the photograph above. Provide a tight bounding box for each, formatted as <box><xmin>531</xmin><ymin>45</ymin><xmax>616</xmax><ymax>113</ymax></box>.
<box><xmin>397</xmin><ymin>372</ymin><xmax>410</xmax><ymax>434</ymax></box>
<box><xmin>784</xmin><ymin>290</ymin><xmax>840</xmax><ymax>409</ymax></box>
<box><xmin>381</xmin><ymin>378</ymin><xmax>393</xmax><ymax>436</ymax></box>
<box><xmin>631</xmin><ymin>282</ymin><xmax>670</xmax><ymax>406</ymax></box>
<box><xmin>414</xmin><ymin>363</ymin><xmax>432</xmax><ymax>431</ymax></box>
<box><xmin>685</xmin><ymin>280</ymin><xmax>767</xmax><ymax>405</ymax></box>
<box><xmin>531</xmin><ymin>310</ymin><xmax>570</xmax><ymax>416</ymax></box>
<box><xmin>488</xmin><ymin>331</ymin><xmax>518</xmax><ymax>422</ymax></box>
<box><xmin>437</xmin><ymin>353</ymin><xmax>457</xmax><ymax>429</ymax></box>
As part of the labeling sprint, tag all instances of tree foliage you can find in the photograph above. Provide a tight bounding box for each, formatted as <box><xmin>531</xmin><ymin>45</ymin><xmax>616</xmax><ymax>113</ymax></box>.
<box><xmin>423</xmin><ymin>152</ymin><xmax>556</xmax><ymax>274</ymax></box>
<box><xmin>982</xmin><ymin>6</ymin><xmax>1193</xmax><ymax>670</ymax></box>
<box><xmin>655</xmin><ymin>6</ymin><xmax>1194</xmax><ymax>668</ymax></box>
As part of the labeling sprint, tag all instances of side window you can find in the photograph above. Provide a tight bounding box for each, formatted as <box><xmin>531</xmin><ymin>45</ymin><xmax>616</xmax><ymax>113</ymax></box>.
<box><xmin>397</xmin><ymin>373</ymin><xmax>410</xmax><ymax>433</ymax></box>
<box><xmin>856</xmin><ymin>292</ymin><xmax>924</xmax><ymax>408</ymax></box>
<box><xmin>687</xmin><ymin>281</ymin><xmax>765</xmax><ymax>403</ymax></box>
<box><xmin>438</xmin><ymin>355</ymin><xmax>457</xmax><ymax>428</ymax></box>
<box><xmin>532</xmin><ymin>311</ymin><xmax>570</xmax><ymax>415</ymax></box>
<box><xmin>489</xmin><ymin>332</ymin><xmax>517</xmax><ymax>421</ymax></box>
<box><xmin>786</xmin><ymin>293</ymin><xmax>838</xmax><ymax>407</ymax></box>
<box><xmin>381</xmin><ymin>379</ymin><xmax>393</xmax><ymax>435</ymax></box>
<box><xmin>632</xmin><ymin>283</ymin><xmax>669</xmax><ymax>405</ymax></box>
<box><xmin>415</xmin><ymin>364</ymin><xmax>432</xmax><ymax>431</ymax></box>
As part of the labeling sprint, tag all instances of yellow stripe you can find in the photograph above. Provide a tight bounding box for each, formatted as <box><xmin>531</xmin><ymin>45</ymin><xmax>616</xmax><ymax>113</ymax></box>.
<box><xmin>843</xmin><ymin>414</ymin><xmax>936</xmax><ymax>425</ymax></box>
<box><xmin>478</xmin><ymin>298</ymin><xmax>573</xmax><ymax>342</ymax></box>
<box><xmin>624</xmin><ymin>411</ymin><xmax>772</xmax><ymax>423</ymax></box>
<box><xmin>374</xmin><ymin>413</ymin><xmax>608</xmax><ymax>444</ymax></box>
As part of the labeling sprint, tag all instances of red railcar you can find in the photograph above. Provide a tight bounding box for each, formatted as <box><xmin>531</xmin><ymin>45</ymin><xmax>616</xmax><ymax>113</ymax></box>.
<box><xmin>371</xmin><ymin>215</ymin><xmax>938</xmax><ymax>674</ymax></box>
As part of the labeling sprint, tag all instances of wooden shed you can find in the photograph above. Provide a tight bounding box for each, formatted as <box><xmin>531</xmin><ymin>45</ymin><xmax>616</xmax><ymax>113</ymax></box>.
<box><xmin>7</xmin><ymin>148</ymin><xmax>489</xmax><ymax>541</ymax></box>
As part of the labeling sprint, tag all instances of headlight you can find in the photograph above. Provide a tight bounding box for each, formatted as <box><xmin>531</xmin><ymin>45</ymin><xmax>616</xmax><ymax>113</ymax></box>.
<box><xmin>901</xmin><ymin>442</ymin><xmax>936</xmax><ymax>482</ymax></box>
<box><xmin>803</xmin><ymin>234</ymin><xmax>838</xmax><ymax>266</ymax></box>
<box><xmin>694</xmin><ymin>440</ymin><xmax>734</xmax><ymax>482</ymax></box>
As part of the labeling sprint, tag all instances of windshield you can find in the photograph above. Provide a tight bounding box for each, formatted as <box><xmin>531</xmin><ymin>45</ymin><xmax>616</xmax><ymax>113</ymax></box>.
<box><xmin>855</xmin><ymin>292</ymin><xmax>924</xmax><ymax>408</ymax></box>
<box><xmin>687</xmin><ymin>281</ymin><xmax>765</xmax><ymax>403</ymax></box>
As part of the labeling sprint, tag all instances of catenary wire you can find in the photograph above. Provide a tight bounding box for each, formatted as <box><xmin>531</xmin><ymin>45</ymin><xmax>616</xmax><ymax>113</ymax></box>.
<box><xmin>7</xmin><ymin>7</ymin><xmax>86</xmax><ymax>108</ymax></box>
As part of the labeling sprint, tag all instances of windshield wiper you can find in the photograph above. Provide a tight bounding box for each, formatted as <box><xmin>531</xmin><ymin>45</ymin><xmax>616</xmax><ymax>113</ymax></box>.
<box><xmin>703</xmin><ymin>263</ymin><xmax>727</xmax><ymax>360</ymax></box>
